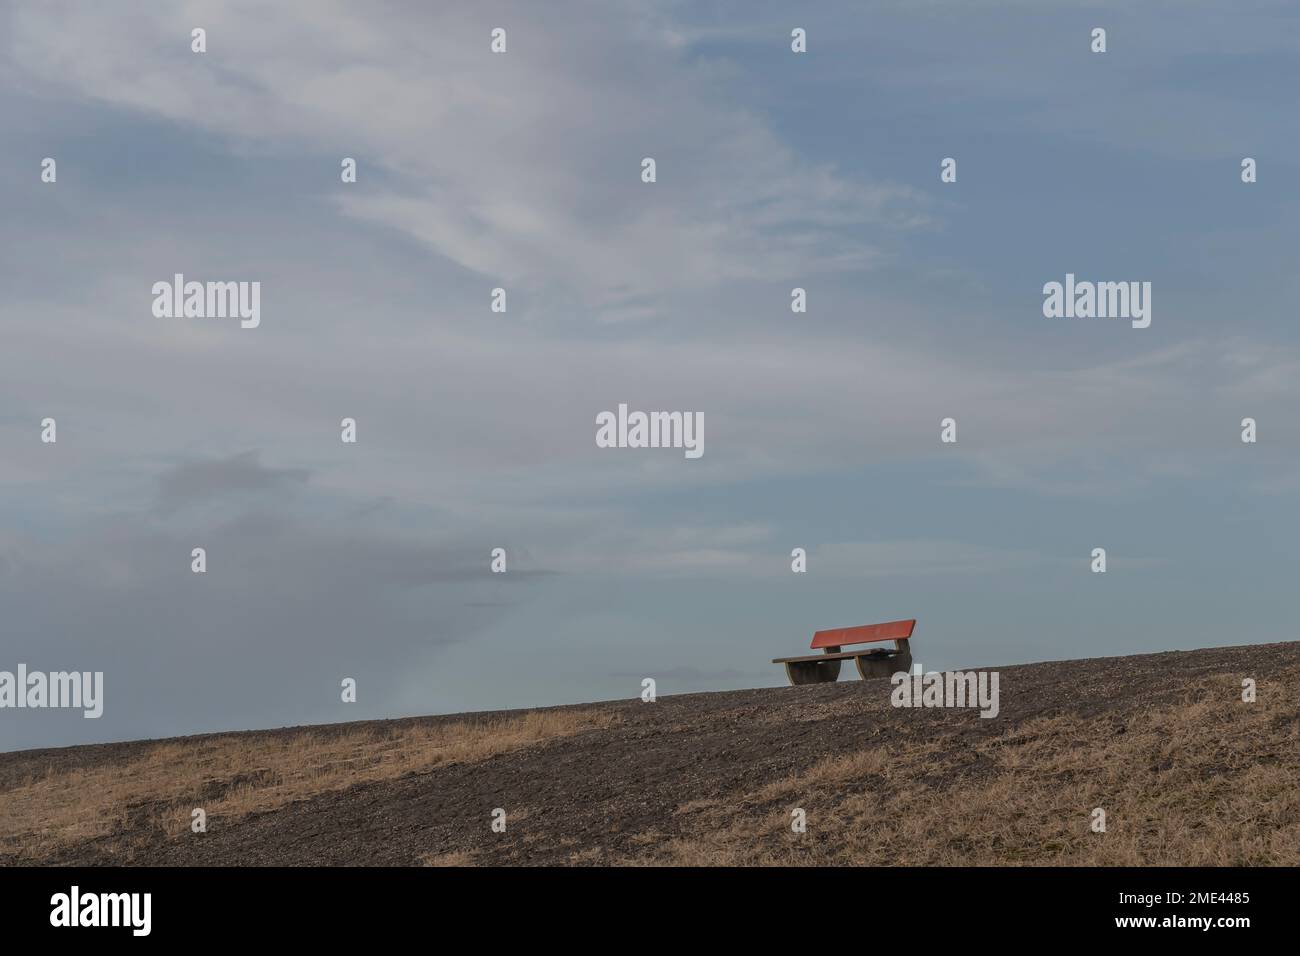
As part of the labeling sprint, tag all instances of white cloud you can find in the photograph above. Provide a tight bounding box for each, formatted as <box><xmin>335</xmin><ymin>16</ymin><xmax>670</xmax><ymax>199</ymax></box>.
<box><xmin>10</xmin><ymin>0</ymin><xmax>925</xmax><ymax>318</ymax></box>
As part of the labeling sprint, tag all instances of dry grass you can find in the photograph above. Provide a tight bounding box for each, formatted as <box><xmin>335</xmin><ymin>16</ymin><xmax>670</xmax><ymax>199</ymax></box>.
<box><xmin>636</xmin><ymin>669</ymin><xmax>1300</xmax><ymax>866</ymax></box>
<box><xmin>419</xmin><ymin>849</ymin><xmax>476</xmax><ymax>867</ymax></box>
<box><xmin>0</xmin><ymin>708</ymin><xmax>617</xmax><ymax>861</ymax></box>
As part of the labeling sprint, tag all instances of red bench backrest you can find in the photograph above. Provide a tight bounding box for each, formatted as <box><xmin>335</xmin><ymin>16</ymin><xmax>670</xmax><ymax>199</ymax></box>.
<box><xmin>810</xmin><ymin>619</ymin><xmax>916</xmax><ymax>650</ymax></box>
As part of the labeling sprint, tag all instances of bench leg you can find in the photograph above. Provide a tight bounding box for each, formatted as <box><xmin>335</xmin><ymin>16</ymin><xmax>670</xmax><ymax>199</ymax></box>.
<box><xmin>855</xmin><ymin>648</ymin><xmax>912</xmax><ymax>680</ymax></box>
<box><xmin>785</xmin><ymin>659</ymin><xmax>842</xmax><ymax>686</ymax></box>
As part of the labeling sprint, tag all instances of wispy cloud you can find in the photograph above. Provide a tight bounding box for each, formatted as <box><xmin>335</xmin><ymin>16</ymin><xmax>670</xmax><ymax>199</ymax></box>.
<box><xmin>10</xmin><ymin>0</ymin><xmax>927</xmax><ymax>320</ymax></box>
<box><xmin>155</xmin><ymin>451</ymin><xmax>309</xmax><ymax>511</ymax></box>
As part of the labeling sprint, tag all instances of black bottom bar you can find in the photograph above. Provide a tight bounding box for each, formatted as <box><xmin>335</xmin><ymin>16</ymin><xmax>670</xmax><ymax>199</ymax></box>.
<box><xmin>0</xmin><ymin>865</ymin><xmax>1283</xmax><ymax>942</ymax></box>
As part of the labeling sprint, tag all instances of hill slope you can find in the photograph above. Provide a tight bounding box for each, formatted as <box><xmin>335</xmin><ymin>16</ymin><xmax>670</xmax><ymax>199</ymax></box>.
<box><xmin>3</xmin><ymin>641</ymin><xmax>1299</xmax><ymax>866</ymax></box>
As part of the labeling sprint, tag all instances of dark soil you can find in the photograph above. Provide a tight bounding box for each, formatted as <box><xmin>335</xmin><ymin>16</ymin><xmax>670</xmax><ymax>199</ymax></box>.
<box><xmin>3</xmin><ymin>641</ymin><xmax>1295</xmax><ymax>866</ymax></box>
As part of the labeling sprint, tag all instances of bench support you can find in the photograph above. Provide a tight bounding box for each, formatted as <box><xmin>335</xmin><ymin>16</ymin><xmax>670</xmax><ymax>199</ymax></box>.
<box><xmin>856</xmin><ymin>646</ymin><xmax>911</xmax><ymax>679</ymax></box>
<box><xmin>784</xmin><ymin>658</ymin><xmax>842</xmax><ymax>685</ymax></box>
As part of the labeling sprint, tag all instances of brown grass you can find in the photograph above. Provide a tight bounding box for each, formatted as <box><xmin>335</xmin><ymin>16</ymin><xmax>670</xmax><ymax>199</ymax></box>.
<box><xmin>634</xmin><ymin>669</ymin><xmax>1300</xmax><ymax>866</ymax></box>
<box><xmin>0</xmin><ymin>708</ymin><xmax>617</xmax><ymax>861</ymax></box>
<box><xmin>419</xmin><ymin>849</ymin><xmax>476</xmax><ymax>867</ymax></box>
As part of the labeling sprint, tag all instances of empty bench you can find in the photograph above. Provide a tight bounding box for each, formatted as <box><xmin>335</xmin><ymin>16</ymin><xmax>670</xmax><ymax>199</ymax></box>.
<box><xmin>772</xmin><ymin>619</ymin><xmax>915</xmax><ymax>685</ymax></box>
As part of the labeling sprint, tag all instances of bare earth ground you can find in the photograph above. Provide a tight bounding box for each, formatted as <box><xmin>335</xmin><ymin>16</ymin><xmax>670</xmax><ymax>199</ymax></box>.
<box><xmin>2</xmin><ymin>641</ymin><xmax>1298</xmax><ymax>866</ymax></box>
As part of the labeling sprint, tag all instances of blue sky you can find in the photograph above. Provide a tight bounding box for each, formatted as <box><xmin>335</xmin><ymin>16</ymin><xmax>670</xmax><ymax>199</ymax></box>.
<box><xmin>2</xmin><ymin>0</ymin><xmax>1299</xmax><ymax>750</ymax></box>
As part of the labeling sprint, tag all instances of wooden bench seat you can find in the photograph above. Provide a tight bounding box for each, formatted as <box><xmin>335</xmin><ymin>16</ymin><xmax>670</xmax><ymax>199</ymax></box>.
<box><xmin>772</xmin><ymin>647</ymin><xmax>899</xmax><ymax>664</ymax></box>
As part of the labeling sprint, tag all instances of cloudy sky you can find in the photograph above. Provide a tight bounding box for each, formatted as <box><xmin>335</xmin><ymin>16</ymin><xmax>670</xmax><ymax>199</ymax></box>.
<box><xmin>3</xmin><ymin>0</ymin><xmax>1299</xmax><ymax>751</ymax></box>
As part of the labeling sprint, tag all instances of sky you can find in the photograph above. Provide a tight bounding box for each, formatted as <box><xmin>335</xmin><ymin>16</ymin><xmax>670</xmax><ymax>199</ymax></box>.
<box><xmin>3</xmin><ymin>0</ymin><xmax>1299</xmax><ymax>751</ymax></box>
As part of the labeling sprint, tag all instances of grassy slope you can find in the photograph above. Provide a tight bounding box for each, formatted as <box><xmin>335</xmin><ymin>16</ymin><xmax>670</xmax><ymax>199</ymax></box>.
<box><xmin>2</xmin><ymin>641</ymin><xmax>1297</xmax><ymax>866</ymax></box>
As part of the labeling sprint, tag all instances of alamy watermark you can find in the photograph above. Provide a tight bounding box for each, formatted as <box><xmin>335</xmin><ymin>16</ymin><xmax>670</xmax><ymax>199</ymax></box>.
<box><xmin>152</xmin><ymin>274</ymin><xmax>260</xmax><ymax>329</ymax></box>
<box><xmin>595</xmin><ymin>403</ymin><xmax>703</xmax><ymax>459</ymax></box>
<box><xmin>1042</xmin><ymin>273</ymin><xmax>1150</xmax><ymax>328</ymax></box>
<box><xmin>891</xmin><ymin>665</ymin><xmax>1000</xmax><ymax>719</ymax></box>
<box><xmin>50</xmin><ymin>886</ymin><xmax>150</xmax><ymax>936</ymax></box>
<box><xmin>0</xmin><ymin>664</ymin><xmax>103</xmax><ymax>718</ymax></box>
